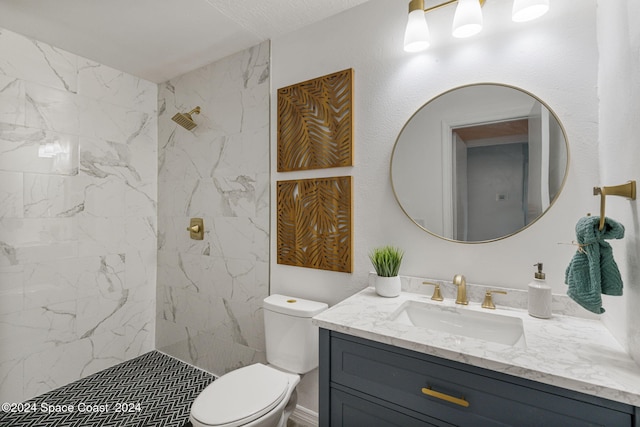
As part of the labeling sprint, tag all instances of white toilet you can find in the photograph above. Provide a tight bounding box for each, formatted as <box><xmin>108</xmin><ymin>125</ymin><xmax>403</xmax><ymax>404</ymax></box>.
<box><xmin>189</xmin><ymin>294</ymin><xmax>328</xmax><ymax>427</ymax></box>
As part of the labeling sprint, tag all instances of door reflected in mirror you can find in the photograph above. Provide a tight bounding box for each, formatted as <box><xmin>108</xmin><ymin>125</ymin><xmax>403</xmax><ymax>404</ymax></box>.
<box><xmin>391</xmin><ymin>84</ymin><xmax>568</xmax><ymax>243</ymax></box>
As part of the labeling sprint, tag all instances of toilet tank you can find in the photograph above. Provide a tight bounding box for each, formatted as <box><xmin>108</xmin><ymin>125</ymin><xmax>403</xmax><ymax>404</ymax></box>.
<box><xmin>263</xmin><ymin>294</ymin><xmax>328</xmax><ymax>374</ymax></box>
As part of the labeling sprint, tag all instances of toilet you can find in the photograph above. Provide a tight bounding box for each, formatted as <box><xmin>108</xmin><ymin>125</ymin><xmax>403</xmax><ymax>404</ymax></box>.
<box><xmin>189</xmin><ymin>294</ymin><xmax>328</xmax><ymax>427</ymax></box>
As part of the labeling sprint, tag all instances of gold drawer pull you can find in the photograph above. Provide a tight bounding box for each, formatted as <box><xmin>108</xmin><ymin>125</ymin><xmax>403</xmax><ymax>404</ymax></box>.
<box><xmin>421</xmin><ymin>387</ymin><xmax>470</xmax><ymax>408</ymax></box>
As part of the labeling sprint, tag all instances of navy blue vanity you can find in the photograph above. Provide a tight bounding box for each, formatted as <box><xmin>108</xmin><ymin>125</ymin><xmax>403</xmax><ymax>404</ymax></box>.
<box><xmin>314</xmin><ymin>288</ymin><xmax>640</xmax><ymax>427</ymax></box>
<box><xmin>319</xmin><ymin>329</ymin><xmax>639</xmax><ymax>426</ymax></box>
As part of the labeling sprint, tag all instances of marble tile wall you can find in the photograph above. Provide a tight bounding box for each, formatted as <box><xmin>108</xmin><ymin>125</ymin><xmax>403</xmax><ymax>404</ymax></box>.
<box><xmin>0</xmin><ymin>27</ymin><xmax>158</xmax><ymax>402</ymax></box>
<box><xmin>156</xmin><ymin>41</ymin><xmax>270</xmax><ymax>376</ymax></box>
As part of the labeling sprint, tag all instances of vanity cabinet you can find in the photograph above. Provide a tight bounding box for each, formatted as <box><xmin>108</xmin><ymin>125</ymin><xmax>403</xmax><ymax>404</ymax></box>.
<box><xmin>319</xmin><ymin>329</ymin><xmax>638</xmax><ymax>427</ymax></box>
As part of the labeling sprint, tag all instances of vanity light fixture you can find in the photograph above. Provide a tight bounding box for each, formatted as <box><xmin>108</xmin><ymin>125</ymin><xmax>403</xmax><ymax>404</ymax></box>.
<box><xmin>403</xmin><ymin>0</ymin><xmax>550</xmax><ymax>52</ymax></box>
<box><xmin>512</xmin><ymin>0</ymin><xmax>549</xmax><ymax>22</ymax></box>
<box><xmin>404</xmin><ymin>0</ymin><xmax>431</xmax><ymax>52</ymax></box>
<box><xmin>451</xmin><ymin>0</ymin><xmax>483</xmax><ymax>39</ymax></box>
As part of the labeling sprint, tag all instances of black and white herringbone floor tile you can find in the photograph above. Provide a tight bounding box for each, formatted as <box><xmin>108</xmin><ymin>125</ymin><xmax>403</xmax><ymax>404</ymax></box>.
<box><xmin>0</xmin><ymin>351</ymin><xmax>215</xmax><ymax>427</ymax></box>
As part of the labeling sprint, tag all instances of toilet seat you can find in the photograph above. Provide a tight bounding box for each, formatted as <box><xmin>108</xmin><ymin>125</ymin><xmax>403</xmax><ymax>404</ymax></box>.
<box><xmin>190</xmin><ymin>363</ymin><xmax>290</xmax><ymax>427</ymax></box>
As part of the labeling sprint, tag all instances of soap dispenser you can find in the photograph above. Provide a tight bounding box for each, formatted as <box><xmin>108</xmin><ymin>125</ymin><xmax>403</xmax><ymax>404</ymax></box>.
<box><xmin>528</xmin><ymin>262</ymin><xmax>552</xmax><ymax>319</ymax></box>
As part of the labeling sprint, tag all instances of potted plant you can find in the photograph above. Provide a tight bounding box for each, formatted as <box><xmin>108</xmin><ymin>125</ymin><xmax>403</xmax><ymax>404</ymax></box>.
<box><xmin>369</xmin><ymin>246</ymin><xmax>404</xmax><ymax>297</ymax></box>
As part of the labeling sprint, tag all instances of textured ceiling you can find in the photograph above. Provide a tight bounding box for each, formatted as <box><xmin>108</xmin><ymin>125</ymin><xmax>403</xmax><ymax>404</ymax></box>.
<box><xmin>0</xmin><ymin>0</ymin><xmax>371</xmax><ymax>83</ymax></box>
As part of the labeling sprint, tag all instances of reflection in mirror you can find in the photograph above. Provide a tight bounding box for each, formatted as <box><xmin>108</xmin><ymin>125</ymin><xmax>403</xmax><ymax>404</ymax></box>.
<box><xmin>391</xmin><ymin>84</ymin><xmax>568</xmax><ymax>243</ymax></box>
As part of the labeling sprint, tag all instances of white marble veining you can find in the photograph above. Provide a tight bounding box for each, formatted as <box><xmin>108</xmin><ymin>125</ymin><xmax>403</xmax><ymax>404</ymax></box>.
<box><xmin>23</xmin><ymin>174</ymin><xmax>79</xmax><ymax>218</ymax></box>
<box><xmin>0</xmin><ymin>28</ymin><xmax>77</xmax><ymax>93</ymax></box>
<box><xmin>0</xmin><ymin>124</ymin><xmax>79</xmax><ymax>176</ymax></box>
<box><xmin>77</xmin><ymin>58</ymin><xmax>157</xmax><ymax>112</ymax></box>
<box><xmin>0</xmin><ymin>265</ymin><xmax>23</xmax><ymax>315</ymax></box>
<box><xmin>0</xmin><ymin>27</ymin><xmax>157</xmax><ymax>403</ymax></box>
<box><xmin>0</xmin><ymin>171</ymin><xmax>23</xmax><ymax>219</ymax></box>
<box><xmin>156</xmin><ymin>41</ymin><xmax>270</xmax><ymax>377</ymax></box>
<box><xmin>313</xmin><ymin>286</ymin><xmax>640</xmax><ymax>407</ymax></box>
<box><xmin>0</xmin><ymin>75</ymin><xmax>26</xmax><ymax>125</ymax></box>
<box><xmin>25</xmin><ymin>82</ymin><xmax>79</xmax><ymax>134</ymax></box>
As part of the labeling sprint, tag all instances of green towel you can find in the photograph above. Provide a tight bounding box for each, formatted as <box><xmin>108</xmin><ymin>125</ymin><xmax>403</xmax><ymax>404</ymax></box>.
<box><xmin>565</xmin><ymin>216</ymin><xmax>624</xmax><ymax>314</ymax></box>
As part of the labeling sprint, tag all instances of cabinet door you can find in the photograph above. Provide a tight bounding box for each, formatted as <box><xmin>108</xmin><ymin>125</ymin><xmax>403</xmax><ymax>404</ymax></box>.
<box><xmin>331</xmin><ymin>388</ymin><xmax>454</xmax><ymax>427</ymax></box>
<box><xmin>328</xmin><ymin>333</ymin><xmax>633</xmax><ymax>427</ymax></box>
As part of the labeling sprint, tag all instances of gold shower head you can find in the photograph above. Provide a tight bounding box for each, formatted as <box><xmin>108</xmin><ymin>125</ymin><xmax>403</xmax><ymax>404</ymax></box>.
<box><xmin>171</xmin><ymin>106</ymin><xmax>201</xmax><ymax>130</ymax></box>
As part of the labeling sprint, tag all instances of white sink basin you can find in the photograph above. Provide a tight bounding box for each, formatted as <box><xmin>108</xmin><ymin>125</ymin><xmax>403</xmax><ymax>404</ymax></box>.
<box><xmin>390</xmin><ymin>300</ymin><xmax>526</xmax><ymax>347</ymax></box>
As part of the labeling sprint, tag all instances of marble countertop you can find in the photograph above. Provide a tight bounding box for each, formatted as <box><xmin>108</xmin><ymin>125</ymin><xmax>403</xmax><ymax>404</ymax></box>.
<box><xmin>312</xmin><ymin>287</ymin><xmax>640</xmax><ymax>407</ymax></box>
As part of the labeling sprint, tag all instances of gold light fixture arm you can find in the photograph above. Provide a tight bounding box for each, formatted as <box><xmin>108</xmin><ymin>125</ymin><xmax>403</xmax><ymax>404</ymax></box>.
<box><xmin>410</xmin><ymin>0</ymin><xmax>486</xmax><ymax>14</ymax></box>
<box><xmin>593</xmin><ymin>181</ymin><xmax>636</xmax><ymax>230</ymax></box>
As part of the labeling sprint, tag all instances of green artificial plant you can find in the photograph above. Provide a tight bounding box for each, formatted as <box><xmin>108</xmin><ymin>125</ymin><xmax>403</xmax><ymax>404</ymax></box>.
<box><xmin>368</xmin><ymin>246</ymin><xmax>404</xmax><ymax>277</ymax></box>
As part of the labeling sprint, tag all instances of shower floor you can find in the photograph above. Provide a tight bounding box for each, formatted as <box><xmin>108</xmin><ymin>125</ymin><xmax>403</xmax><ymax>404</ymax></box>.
<box><xmin>0</xmin><ymin>351</ymin><xmax>215</xmax><ymax>427</ymax></box>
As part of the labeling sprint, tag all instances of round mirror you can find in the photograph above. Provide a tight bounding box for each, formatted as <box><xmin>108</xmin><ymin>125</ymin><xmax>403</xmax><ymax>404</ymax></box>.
<box><xmin>391</xmin><ymin>83</ymin><xmax>569</xmax><ymax>243</ymax></box>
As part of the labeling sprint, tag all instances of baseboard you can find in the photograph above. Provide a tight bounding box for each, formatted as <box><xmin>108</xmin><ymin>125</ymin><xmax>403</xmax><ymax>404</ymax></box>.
<box><xmin>290</xmin><ymin>405</ymin><xmax>319</xmax><ymax>426</ymax></box>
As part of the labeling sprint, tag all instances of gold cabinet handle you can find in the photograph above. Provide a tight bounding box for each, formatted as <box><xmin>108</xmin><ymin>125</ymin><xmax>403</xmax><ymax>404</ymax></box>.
<box><xmin>421</xmin><ymin>387</ymin><xmax>469</xmax><ymax>408</ymax></box>
<box><xmin>187</xmin><ymin>224</ymin><xmax>200</xmax><ymax>233</ymax></box>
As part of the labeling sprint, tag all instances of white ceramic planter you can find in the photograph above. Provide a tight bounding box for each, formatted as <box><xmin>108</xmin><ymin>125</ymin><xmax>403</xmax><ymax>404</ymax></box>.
<box><xmin>375</xmin><ymin>275</ymin><xmax>401</xmax><ymax>298</ymax></box>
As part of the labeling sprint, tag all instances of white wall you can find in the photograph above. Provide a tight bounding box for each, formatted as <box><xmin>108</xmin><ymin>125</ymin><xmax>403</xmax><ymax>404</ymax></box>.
<box><xmin>0</xmin><ymin>28</ymin><xmax>157</xmax><ymax>402</ymax></box>
<box><xmin>597</xmin><ymin>0</ymin><xmax>640</xmax><ymax>363</ymax></box>
<box><xmin>271</xmin><ymin>0</ymin><xmax>598</xmax><ymax>304</ymax></box>
<box><xmin>271</xmin><ymin>0</ymin><xmax>599</xmax><ymax>412</ymax></box>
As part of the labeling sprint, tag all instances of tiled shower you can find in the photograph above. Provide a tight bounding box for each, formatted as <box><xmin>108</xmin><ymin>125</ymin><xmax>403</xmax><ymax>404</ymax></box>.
<box><xmin>156</xmin><ymin>41</ymin><xmax>270</xmax><ymax>376</ymax></box>
<box><xmin>0</xmin><ymin>27</ymin><xmax>157</xmax><ymax>403</ymax></box>
<box><xmin>0</xmin><ymin>26</ymin><xmax>270</xmax><ymax>404</ymax></box>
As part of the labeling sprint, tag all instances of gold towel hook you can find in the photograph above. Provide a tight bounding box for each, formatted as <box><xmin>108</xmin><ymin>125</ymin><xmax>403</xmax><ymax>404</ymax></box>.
<box><xmin>592</xmin><ymin>181</ymin><xmax>636</xmax><ymax>230</ymax></box>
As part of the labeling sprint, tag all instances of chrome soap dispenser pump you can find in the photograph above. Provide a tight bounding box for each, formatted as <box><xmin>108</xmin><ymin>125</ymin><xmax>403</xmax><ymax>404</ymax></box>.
<box><xmin>528</xmin><ymin>262</ymin><xmax>552</xmax><ymax>319</ymax></box>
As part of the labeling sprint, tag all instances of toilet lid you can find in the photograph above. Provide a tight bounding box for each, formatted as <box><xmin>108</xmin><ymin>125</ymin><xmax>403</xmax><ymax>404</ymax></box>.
<box><xmin>191</xmin><ymin>363</ymin><xmax>289</xmax><ymax>427</ymax></box>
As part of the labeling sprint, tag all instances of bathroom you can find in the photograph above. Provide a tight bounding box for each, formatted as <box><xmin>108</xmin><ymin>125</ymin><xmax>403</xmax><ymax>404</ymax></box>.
<box><xmin>0</xmin><ymin>0</ymin><xmax>638</xmax><ymax>425</ymax></box>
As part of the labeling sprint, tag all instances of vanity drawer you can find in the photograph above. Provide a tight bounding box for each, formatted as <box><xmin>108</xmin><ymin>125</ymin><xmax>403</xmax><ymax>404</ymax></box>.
<box><xmin>330</xmin><ymin>334</ymin><xmax>632</xmax><ymax>427</ymax></box>
<box><xmin>330</xmin><ymin>387</ymin><xmax>454</xmax><ymax>427</ymax></box>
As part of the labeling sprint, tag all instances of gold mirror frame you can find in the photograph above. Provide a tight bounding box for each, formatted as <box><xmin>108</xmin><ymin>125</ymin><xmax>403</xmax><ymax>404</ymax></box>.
<box><xmin>390</xmin><ymin>83</ymin><xmax>570</xmax><ymax>244</ymax></box>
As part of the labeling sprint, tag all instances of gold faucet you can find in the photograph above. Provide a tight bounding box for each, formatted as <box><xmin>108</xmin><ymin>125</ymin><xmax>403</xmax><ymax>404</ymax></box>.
<box><xmin>453</xmin><ymin>274</ymin><xmax>468</xmax><ymax>305</ymax></box>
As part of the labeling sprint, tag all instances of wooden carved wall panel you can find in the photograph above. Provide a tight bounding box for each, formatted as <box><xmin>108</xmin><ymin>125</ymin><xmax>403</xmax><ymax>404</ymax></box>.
<box><xmin>277</xmin><ymin>69</ymin><xmax>353</xmax><ymax>172</ymax></box>
<box><xmin>277</xmin><ymin>176</ymin><xmax>352</xmax><ymax>273</ymax></box>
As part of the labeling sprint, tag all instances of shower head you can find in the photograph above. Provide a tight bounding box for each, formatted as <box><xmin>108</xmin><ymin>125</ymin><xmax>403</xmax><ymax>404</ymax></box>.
<box><xmin>171</xmin><ymin>106</ymin><xmax>201</xmax><ymax>130</ymax></box>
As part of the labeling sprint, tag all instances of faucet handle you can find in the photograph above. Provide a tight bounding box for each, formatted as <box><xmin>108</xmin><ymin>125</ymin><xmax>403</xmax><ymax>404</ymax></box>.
<box><xmin>422</xmin><ymin>281</ymin><xmax>443</xmax><ymax>302</ymax></box>
<box><xmin>481</xmin><ymin>290</ymin><xmax>507</xmax><ymax>310</ymax></box>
